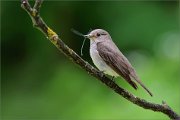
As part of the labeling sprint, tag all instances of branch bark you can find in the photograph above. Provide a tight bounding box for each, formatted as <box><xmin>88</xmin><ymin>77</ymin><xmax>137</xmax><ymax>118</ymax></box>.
<box><xmin>21</xmin><ymin>0</ymin><xmax>180</xmax><ymax>119</ymax></box>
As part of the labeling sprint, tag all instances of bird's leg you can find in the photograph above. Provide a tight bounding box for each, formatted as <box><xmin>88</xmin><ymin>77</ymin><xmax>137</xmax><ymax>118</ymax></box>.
<box><xmin>84</xmin><ymin>61</ymin><xmax>88</xmax><ymax>68</ymax></box>
<box><xmin>111</xmin><ymin>76</ymin><xmax>115</xmax><ymax>82</ymax></box>
<box><xmin>98</xmin><ymin>70</ymin><xmax>105</xmax><ymax>78</ymax></box>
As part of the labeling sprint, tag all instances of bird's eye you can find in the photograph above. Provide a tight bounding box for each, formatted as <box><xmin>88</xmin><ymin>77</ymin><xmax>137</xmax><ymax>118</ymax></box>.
<box><xmin>97</xmin><ymin>33</ymin><xmax>100</xmax><ymax>37</ymax></box>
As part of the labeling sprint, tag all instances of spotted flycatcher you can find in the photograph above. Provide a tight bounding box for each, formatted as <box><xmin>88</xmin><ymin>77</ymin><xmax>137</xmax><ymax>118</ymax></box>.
<box><xmin>85</xmin><ymin>29</ymin><xmax>153</xmax><ymax>96</ymax></box>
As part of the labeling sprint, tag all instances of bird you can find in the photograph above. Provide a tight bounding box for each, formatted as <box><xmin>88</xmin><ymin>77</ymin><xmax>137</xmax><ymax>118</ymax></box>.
<box><xmin>84</xmin><ymin>29</ymin><xmax>153</xmax><ymax>96</ymax></box>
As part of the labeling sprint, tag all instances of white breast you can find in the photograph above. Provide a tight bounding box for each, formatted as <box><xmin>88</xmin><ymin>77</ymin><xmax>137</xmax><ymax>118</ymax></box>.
<box><xmin>90</xmin><ymin>41</ymin><xmax>119</xmax><ymax>77</ymax></box>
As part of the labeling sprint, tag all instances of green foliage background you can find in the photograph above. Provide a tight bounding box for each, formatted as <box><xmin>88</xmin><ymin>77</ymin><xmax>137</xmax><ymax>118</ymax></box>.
<box><xmin>1</xmin><ymin>1</ymin><xmax>180</xmax><ymax>120</ymax></box>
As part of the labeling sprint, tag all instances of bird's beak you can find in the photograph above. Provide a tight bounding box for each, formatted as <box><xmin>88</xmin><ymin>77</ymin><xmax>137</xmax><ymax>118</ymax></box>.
<box><xmin>84</xmin><ymin>34</ymin><xmax>94</xmax><ymax>39</ymax></box>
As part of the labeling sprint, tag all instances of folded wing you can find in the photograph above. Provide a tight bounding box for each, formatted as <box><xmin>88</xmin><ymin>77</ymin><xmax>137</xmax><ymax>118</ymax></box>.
<box><xmin>97</xmin><ymin>42</ymin><xmax>153</xmax><ymax>96</ymax></box>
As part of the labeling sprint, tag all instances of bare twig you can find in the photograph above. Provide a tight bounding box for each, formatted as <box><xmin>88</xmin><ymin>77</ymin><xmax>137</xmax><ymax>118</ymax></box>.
<box><xmin>21</xmin><ymin>0</ymin><xmax>180</xmax><ymax>119</ymax></box>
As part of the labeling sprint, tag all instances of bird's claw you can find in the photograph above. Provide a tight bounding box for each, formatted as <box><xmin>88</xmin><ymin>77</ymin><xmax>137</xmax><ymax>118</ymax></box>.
<box><xmin>111</xmin><ymin>76</ymin><xmax>115</xmax><ymax>82</ymax></box>
<box><xmin>99</xmin><ymin>71</ymin><xmax>104</xmax><ymax>77</ymax></box>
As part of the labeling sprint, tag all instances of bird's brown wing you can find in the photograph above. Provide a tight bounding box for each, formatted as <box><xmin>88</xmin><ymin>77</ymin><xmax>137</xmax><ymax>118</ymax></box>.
<box><xmin>97</xmin><ymin>42</ymin><xmax>138</xmax><ymax>90</ymax></box>
<box><xmin>97</xmin><ymin>42</ymin><xmax>153</xmax><ymax>96</ymax></box>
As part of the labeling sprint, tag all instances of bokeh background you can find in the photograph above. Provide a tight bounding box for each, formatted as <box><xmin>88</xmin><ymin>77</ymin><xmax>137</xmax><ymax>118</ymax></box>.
<box><xmin>1</xmin><ymin>1</ymin><xmax>180</xmax><ymax>120</ymax></box>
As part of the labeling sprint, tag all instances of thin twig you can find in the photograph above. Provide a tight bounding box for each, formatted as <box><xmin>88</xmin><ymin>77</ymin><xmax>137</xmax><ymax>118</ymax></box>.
<box><xmin>21</xmin><ymin>0</ymin><xmax>180</xmax><ymax>119</ymax></box>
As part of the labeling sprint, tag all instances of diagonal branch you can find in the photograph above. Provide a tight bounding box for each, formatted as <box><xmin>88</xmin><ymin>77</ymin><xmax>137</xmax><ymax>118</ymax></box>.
<box><xmin>21</xmin><ymin>0</ymin><xmax>180</xmax><ymax>119</ymax></box>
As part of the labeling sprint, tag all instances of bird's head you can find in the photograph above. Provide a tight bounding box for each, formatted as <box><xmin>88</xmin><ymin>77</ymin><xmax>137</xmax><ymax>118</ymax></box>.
<box><xmin>84</xmin><ymin>29</ymin><xmax>111</xmax><ymax>42</ymax></box>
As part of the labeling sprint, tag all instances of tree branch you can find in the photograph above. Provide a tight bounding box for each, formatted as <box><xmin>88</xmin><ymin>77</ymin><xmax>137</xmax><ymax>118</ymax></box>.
<box><xmin>21</xmin><ymin>0</ymin><xmax>180</xmax><ymax>119</ymax></box>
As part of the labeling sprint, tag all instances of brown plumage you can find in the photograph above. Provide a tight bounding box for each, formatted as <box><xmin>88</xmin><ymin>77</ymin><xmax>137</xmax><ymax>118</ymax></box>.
<box><xmin>97</xmin><ymin>42</ymin><xmax>152</xmax><ymax>96</ymax></box>
<box><xmin>86</xmin><ymin>29</ymin><xmax>153</xmax><ymax>96</ymax></box>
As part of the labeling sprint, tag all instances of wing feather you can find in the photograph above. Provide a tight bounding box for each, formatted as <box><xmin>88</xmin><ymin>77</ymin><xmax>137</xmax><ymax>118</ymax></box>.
<box><xmin>97</xmin><ymin>42</ymin><xmax>153</xmax><ymax>96</ymax></box>
<box><xmin>97</xmin><ymin>42</ymin><xmax>138</xmax><ymax>89</ymax></box>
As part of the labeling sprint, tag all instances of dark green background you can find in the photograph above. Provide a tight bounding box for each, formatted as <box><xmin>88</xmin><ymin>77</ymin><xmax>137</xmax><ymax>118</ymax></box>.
<box><xmin>1</xmin><ymin>1</ymin><xmax>180</xmax><ymax>120</ymax></box>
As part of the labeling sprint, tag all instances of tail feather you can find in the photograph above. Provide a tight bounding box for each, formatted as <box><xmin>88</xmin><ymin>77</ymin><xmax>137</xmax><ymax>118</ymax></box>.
<box><xmin>131</xmin><ymin>75</ymin><xmax>153</xmax><ymax>96</ymax></box>
<box><xmin>122</xmin><ymin>74</ymin><xmax>138</xmax><ymax>90</ymax></box>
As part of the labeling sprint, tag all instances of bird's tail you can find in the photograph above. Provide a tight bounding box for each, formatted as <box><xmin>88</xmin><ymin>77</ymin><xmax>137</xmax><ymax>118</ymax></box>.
<box><xmin>131</xmin><ymin>74</ymin><xmax>153</xmax><ymax>96</ymax></box>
